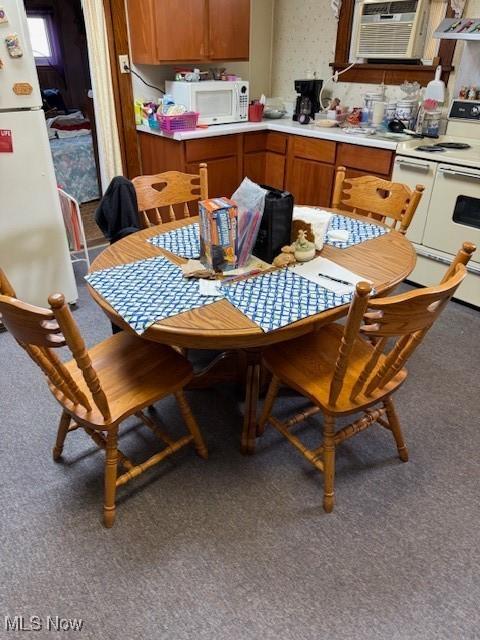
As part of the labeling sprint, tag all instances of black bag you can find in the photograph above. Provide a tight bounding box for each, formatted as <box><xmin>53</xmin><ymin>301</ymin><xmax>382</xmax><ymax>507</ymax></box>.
<box><xmin>253</xmin><ymin>186</ymin><xmax>294</xmax><ymax>264</ymax></box>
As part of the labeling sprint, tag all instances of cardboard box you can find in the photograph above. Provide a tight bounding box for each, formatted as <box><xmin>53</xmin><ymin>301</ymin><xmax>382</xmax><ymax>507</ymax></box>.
<box><xmin>199</xmin><ymin>198</ymin><xmax>238</xmax><ymax>272</ymax></box>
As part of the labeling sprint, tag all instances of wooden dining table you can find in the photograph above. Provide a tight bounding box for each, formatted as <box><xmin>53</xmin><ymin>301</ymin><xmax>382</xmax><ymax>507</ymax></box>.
<box><xmin>87</xmin><ymin>211</ymin><xmax>416</xmax><ymax>455</ymax></box>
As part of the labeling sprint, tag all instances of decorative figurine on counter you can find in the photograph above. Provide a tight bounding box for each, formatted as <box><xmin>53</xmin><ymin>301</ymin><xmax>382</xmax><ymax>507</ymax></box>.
<box><xmin>346</xmin><ymin>107</ymin><xmax>362</xmax><ymax>126</ymax></box>
<box><xmin>293</xmin><ymin>229</ymin><xmax>316</xmax><ymax>262</ymax></box>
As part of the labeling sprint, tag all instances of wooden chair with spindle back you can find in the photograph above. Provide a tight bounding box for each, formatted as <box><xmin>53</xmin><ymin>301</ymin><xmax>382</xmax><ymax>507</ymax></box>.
<box><xmin>0</xmin><ymin>283</ymin><xmax>208</xmax><ymax>527</ymax></box>
<box><xmin>132</xmin><ymin>163</ymin><xmax>208</xmax><ymax>228</ymax></box>
<box><xmin>332</xmin><ymin>165</ymin><xmax>425</xmax><ymax>234</ymax></box>
<box><xmin>258</xmin><ymin>242</ymin><xmax>476</xmax><ymax>513</ymax></box>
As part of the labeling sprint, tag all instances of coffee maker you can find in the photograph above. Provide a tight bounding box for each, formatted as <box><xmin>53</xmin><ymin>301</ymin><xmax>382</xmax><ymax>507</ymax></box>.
<box><xmin>293</xmin><ymin>79</ymin><xmax>323</xmax><ymax>123</ymax></box>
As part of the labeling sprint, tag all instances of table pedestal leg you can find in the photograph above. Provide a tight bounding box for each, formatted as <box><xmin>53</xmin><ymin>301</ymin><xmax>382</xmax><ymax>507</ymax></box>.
<box><xmin>240</xmin><ymin>349</ymin><xmax>262</xmax><ymax>455</ymax></box>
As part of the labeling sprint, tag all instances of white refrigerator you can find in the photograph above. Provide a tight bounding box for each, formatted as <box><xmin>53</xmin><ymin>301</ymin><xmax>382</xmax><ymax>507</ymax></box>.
<box><xmin>0</xmin><ymin>0</ymin><xmax>78</xmax><ymax>306</ymax></box>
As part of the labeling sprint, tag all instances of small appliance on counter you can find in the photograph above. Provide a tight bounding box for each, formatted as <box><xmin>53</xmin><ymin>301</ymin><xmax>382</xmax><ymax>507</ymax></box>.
<box><xmin>165</xmin><ymin>80</ymin><xmax>249</xmax><ymax>125</ymax></box>
<box><xmin>293</xmin><ymin>79</ymin><xmax>323</xmax><ymax>123</ymax></box>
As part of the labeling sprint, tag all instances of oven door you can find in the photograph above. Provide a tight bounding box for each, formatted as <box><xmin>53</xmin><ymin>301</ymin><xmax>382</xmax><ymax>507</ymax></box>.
<box><xmin>423</xmin><ymin>163</ymin><xmax>480</xmax><ymax>261</ymax></box>
<box><xmin>392</xmin><ymin>155</ymin><xmax>436</xmax><ymax>244</ymax></box>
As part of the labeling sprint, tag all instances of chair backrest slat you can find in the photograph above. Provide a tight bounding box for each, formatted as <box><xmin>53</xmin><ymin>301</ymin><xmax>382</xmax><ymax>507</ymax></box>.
<box><xmin>0</xmin><ymin>296</ymin><xmax>66</xmax><ymax>347</ymax></box>
<box><xmin>0</xmin><ymin>288</ymin><xmax>110</xmax><ymax>421</ymax></box>
<box><xmin>49</xmin><ymin>294</ymin><xmax>111</xmax><ymax>421</ymax></box>
<box><xmin>42</xmin><ymin>346</ymin><xmax>93</xmax><ymax>410</ymax></box>
<box><xmin>329</xmin><ymin>281</ymin><xmax>372</xmax><ymax>406</ymax></box>
<box><xmin>327</xmin><ymin>242</ymin><xmax>475</xmax><ymax>406</ymax></box>
<box><xmin>133</xmin><ymin>163</ymin><xmax>208</xmax><ymax>228</ymax></box>
<box><xmin>332</xmin><ymin>166</ymin><xmax>425</xmax><ymax>234</ymax></box>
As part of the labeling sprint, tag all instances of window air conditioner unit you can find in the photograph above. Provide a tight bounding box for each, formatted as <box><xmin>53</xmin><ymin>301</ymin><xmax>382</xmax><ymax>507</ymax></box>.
<box><xmin>352</xmin><ymin>0</ymin><xmax>430</xmax><ymax>59</ymax></box>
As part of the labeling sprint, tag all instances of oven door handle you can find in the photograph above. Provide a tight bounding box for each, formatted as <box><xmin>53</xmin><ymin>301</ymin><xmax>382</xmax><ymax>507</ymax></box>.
<box><xmin>438</xmin><ymin>167</ymin><xmax>480</xmax><ymax>180</ymax></box>
<box><xmin>395</xmin><ymin>158</ymin><xmax>431</xmax><ymax>170</ymax></box>
<box><xmin>416</xmin><ymin>247</ymin><xmax>480</xmax><ymax>275</ymax></box>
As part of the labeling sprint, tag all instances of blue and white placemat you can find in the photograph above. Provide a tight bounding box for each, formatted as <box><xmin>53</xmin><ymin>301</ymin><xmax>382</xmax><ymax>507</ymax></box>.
<box><xmin>222</xmin><ymin>269</ymin><xmax>353</xmax><ymax>333</ymax></box>
<box><xmin>148</xmin><ymin>223</ymin><xmax>200</xmax><ymax>259</ymax></box>
<box><xmin>326</xmin><ymin>214</ymin><xmax>388</xmax><ymax>249</ymax></box>
<box><xmin>85</xmin><ymin>255</ymin><xmax>221</xmax><ymax>334</ymax></box>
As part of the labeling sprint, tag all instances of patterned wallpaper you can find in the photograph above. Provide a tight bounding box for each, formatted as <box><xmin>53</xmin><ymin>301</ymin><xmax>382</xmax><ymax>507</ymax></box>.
<box><xmin>271</xmin><ymin>0</ymin><xmax>480</xmax><ymax>112</ymax></box>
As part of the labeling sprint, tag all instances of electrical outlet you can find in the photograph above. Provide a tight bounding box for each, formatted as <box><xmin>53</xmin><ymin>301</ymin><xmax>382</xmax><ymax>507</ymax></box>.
<box><xmin>119</xmin><ymin>54</ymin><xmax>130</xmax><ymax>74</ymax></box>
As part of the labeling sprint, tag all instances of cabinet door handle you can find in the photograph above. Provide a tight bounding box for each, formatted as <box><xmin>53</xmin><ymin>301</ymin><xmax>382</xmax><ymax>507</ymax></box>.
<box><xmin>395</xmin><ymin>158</ymin><xmax>431</xmax><ymax>170</ymax></box>
<box><xmin>439</xmin><ymin>167</ymin><xmax>480</xmax><ymax>180</ymax></box>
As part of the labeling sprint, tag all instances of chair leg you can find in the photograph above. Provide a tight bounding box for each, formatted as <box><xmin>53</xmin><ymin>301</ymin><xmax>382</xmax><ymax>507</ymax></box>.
<box><xmin>383</xmin><ymin>397</ymin><xmax>409</xmax><ymax>462</ymax></box>
<box><xmin>103</xmin><ymin>427</ymin><xmax>118</xmax><ymax>528</ymax></box>
<box><xmin>257</xmin><ymin>375</ymin><xmax>281</xmax><ymax>436</ymax></box>
<box><xmin>323</xmin><ymin>414</ymin><xmax>336</xmax><ymax>513</ymax></box>
<box><xmin>175</xmin><ymin>390</ymin><xmax>208</xmax><ymax>459</ymax></box>
<box><xmin>53</xmin><ymin>410</ymin><xmax>71</xmax><ymax>461</ymax></box>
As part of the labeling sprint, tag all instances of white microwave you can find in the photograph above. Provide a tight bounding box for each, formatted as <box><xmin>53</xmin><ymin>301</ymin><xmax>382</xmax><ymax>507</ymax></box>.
<box><xmin>165</xmin><ymin>80</ymin><xmax>249</xmax><ymax>126</ymax></box>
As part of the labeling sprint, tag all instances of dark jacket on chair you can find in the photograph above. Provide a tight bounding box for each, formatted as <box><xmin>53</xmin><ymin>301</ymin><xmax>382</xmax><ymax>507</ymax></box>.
<box><xmin>95</xmin><ymin>176</ymin><xmax>140</xmax><ymax>244</ymax></box>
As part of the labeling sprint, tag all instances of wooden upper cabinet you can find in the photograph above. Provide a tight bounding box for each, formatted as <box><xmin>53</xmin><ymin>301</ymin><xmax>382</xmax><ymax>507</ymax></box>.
<box><xmin>126</xmin><ymin>0</ymin><xmax>157</xmax><ymax>65</ymax></box>
<box><xmin>208</xmin><ymin>0</ymin><xmax>250</xmax><ymax>60</ymax></box>
<box><xmin>128</xmin><ymin>0</ymin><xmax>250</xmax><ymax>64</ymax></box>
<box><xmin>155</xmin><ymin>0</ymin><xmax>207</xmax><ymax>62</ymax></box>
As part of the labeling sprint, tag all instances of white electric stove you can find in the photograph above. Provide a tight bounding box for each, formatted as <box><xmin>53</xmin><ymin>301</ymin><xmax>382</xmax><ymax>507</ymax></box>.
<box><xmin>392</xmin><ymin>99</ymin><xmax>480</xmax><ymax>307</ymax></box>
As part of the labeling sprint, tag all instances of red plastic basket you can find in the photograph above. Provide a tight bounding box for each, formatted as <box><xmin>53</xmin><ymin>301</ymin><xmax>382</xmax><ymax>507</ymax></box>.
<box><xmin>157</xmin><ymin>111</ymin><xmax>199</xmax><ymax>132</ymax></box>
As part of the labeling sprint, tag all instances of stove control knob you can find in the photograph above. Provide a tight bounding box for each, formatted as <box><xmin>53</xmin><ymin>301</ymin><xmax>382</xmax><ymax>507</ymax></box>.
<box><xmin>471</xmin><ymin>106</ymin><xmax>480</xmax><ymax>117</ymax></box>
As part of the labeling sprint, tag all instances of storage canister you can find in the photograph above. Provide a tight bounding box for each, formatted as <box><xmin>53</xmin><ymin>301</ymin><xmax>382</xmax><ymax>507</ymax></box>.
<box><xmin>384</xmin><ymin>101</ymin><xmax>397</xmax><ymax>123</ymax></box>
<box><xmin>423</xmin><ymin>110</ymin><xmax>441</xmax><ymax>137</ymax></box>
<box><xmin>396</xmin><ymin>99</ymin><xmax>417</xmax><ymax>128</ymax></box>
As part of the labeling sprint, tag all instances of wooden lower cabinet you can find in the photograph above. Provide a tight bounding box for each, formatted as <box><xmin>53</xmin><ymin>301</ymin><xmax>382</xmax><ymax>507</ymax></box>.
<box><xmin>337</xmin><ymin>143</ymin><xmax>393</xmax><ymax>176</ymax></box>
<box><xmin>265</xmin><ymin>152</ymin><xmax>286</xmax><ymax>190</ymax></box>
<box><xmin>244</xmin><ymin>151</ymin><xmax>286</xmax><ymax>190</ymax></box>
<box><xmin>186</xmin><ymin>157</ymin><xmax>240</xmax><ymax>198</ymax></box>
<box><xmin>137</xmin><ymin>130</ymin><xmax>393</xmax><ymax>206</ymax></box>
<box><xmin>244</xmin><ymin>151</ymin><xmax>265</xmax><ymax>185</ymax></box>
<box><xmin>243</xmin><ymin>132</ymin><xmax>287</xmax><ymax>191</ymax></box>
<box><xmin>286</xmin><ymin>158</ymin><xmax>335</xmax><ymax>207</ymax></box>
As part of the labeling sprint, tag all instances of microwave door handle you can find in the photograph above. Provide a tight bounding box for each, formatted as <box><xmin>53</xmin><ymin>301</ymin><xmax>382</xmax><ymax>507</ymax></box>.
<box><xmin>234</xmin><ymin>85</ymin><xmax>240</xmax><ymax>115</ymax></box>
<box><xmin>439</xmin><ymin>167</ymin><xmax>480</xmax><ymax>180</ymax></box>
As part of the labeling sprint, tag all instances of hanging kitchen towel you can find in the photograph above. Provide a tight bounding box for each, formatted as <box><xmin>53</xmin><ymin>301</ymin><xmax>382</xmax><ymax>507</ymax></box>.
<box><xmin>148</xmin><ymin>223</ymin><xmax>200</xmax><ymax>259</ymax></box>
<box><xmin>326</xmin><ymin>214</ymin><xmax>389</xmax><ymax>249</ymax></box>
<box><xmin>222</xmin><ymin>268</ymin><xmax>353</xmax><ymax>333</ymax></box>
<box><xmin>85</xmin><ymin>255</ymin><xmax>222</xmax><ymax>335</ymax></box>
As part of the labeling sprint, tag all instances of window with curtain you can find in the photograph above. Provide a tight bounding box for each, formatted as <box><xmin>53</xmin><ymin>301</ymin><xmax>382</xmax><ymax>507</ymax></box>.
<box><xmin>27</xmin><ymin>11</ymin><xmax>60</xmax><ymax>66</ymax></box>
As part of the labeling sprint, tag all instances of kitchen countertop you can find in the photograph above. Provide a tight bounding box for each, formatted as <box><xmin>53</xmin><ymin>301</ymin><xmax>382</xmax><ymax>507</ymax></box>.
<box><xmin>136</xmin><ymin>120</ymin><xmax>399</xmax><ymax>151</ymax></box>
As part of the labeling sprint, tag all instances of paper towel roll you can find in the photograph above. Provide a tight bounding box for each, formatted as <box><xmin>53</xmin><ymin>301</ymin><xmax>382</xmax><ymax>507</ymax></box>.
<box><xmin>372</xmin><ymin>101</ymin><xmax>385</xmax><ymax>125</ymax></box>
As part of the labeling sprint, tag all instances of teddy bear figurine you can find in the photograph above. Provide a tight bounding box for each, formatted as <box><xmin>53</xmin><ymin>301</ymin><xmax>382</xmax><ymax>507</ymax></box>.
<box><xmin>273</xmin><ymin>244</ymin><xmax>297</xmax><ymax>268</ymax></box>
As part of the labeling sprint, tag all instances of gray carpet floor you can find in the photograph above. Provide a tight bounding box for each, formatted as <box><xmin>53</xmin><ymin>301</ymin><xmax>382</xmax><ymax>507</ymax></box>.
<box><xmin>1</xmin><ymin>257</ymin><xmax>479</xmax><ymax>640</ymax></box>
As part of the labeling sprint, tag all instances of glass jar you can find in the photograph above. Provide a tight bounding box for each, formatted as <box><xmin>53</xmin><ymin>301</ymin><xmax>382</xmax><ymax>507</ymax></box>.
<box><xmin>364</xmin><ymin>92</ymin><xmax>384</xmax><ymax>125</ymax></box>
<box><xmin>423</xmin><ymin>110</ymin><xmax>441</xmax><ymax>137</ymax></box>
